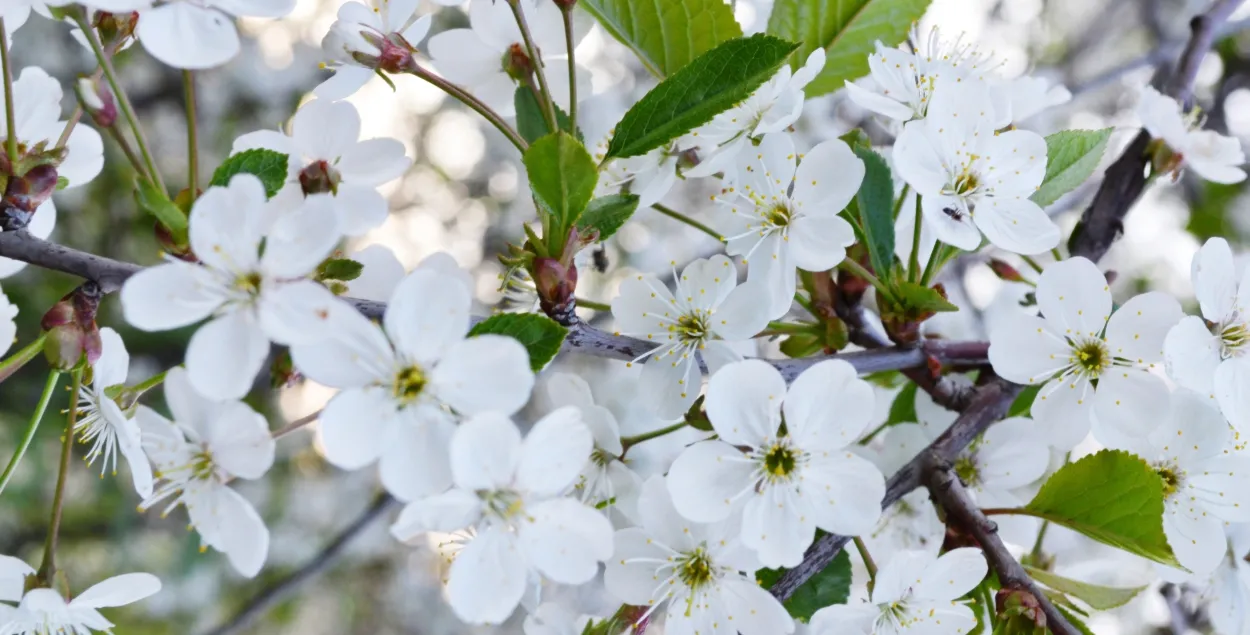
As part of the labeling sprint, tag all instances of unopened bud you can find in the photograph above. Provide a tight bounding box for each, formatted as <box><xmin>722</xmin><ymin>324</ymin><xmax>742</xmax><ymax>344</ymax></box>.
<box><xmin>1146</xmin><ymin>138</ymin><xmax>1185</xmax><ymax>181</ymax></box>
<box><xmin>503</xmin><ymin>43</ymin><xmax>535</xmax><ymax>82</ymax></box>
<box><xmin>1</xmin><ymin>165</ymin><xmax>59</xmax><ymax>231</ymax></box>
<box><xmin>75</xmin><ymin>77</ymin><xmax>117</xmax><ymax>128</ymax></box>
<box><xmin>995</xmin><ymin>587</ymin><xmax>1047</xmax><ymax>635</ymax></box>
<box><xmin>41</xmin><ymin>283</ymin><xmax>103</xmax><ymax>371</ymax></box>
<box><xmin>299</xmin><ymin>160</ymin><xmax>341</xmax><ymax>195</ymax></box>
<box><xmin>987</xmin><ymin>259</ymin><xmax>1025</xmax><ymax>283</ymax></box>
<box><xmin>533</xmin><ymin>257</ymin><xmax>578</xmax><ymax>324</ymax></box>
<box><xmin>94</xmin><ymin>11</ymin><xmax>139</xmax><ymax>47</ymax></box>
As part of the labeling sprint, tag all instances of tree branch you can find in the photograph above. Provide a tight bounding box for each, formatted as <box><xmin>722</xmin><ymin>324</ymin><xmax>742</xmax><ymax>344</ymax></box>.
<box><xmin>922</xmin><ymin>452</ymin><xmax>1080</xmax><ymax>635</ymax></box>
<box><xmin>0</xmin><ymin>230</ymin><xmax>988</xmax><ymax>380</ymax></box>
<box><xmin>200</xmin><ymin>492</ymin><xmax>398</xmax><ymax>635</ymax></box>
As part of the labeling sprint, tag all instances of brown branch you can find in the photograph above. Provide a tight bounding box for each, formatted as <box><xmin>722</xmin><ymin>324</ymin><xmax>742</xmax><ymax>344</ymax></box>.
<box><xmin>0</xmin><ymin>230</ymin><xmax>988</xmax><ymax>380</ymax></box>
<box><xmin>922</xmin><ymin>452</ymin><xmax>1080</xmax><ymax>635</ymax></box>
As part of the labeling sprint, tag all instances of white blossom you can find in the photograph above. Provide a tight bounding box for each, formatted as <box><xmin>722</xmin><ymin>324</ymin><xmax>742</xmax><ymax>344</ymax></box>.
<box><xmin>389</xmin><ymin>410</ymin><xmax>613</xmax><ymax>625</ymax></box>
<box><xmin>290</xmin><ymin>259</ymin><xmax>532</xmax><ymax>502</ymax></box>
<box><xmin>1164</xmin><ymin>238</ymin><xmax>1250</xmax><ymax>429</ymax></box>
<box><xmin>711</xmin><ymin>134</ymin><xmax>863</xmax><ymax>317</ymax></box>
<box><xmin>593</xmin><ymin>136</ymin><xmax>682</xmax><ymax>210</ymax></box>
<box><xmin>989</xmin><ymin>257</ymin><xmax>1183</xmax><ymax>449</ymax></box>
<box><xmin>809</xmin><ymin>548</ymin><xmax>987</xmax><ymax>635</ymax></box>
<box><xmin>1194</xmin><ymin>524</ymin><xmax>1250</xmax><ymax>635</ymax></box>
<box><xmin>604</xmin><ymin>475</ymin><xmax>793</xmax><ymax>635</ymax></box>
<box><xmin>136</xmin><ymin>368</ymin><xmax>274</xmax><ymax>578</ymax></box>
<box><xmin>0</xmin><ymin>287</ymin><xmax>15</xmax><ymax>359</ymax></box>
<box><xmin>1001</xmin><ymin>75</ymin><xmax>1072</xmax><ymax>123</ymax></box>
<box><xmin>343</xmin><ymin>244</ymin><xmax>406</xmax><ymax>302</ymax></box>
<box><xmin>73</xmin><ymin>327</ymin><xmax>153</xmax><ymax>498</ymax></box>
<box><xmin>316</xmin><ymin>0</ymin><xmax>433</xmax><ymax>101</ymax></box>
<box><xmin>1138</xmin><ymin>85</ymin><xmax>1246</xmax><ymax>184</ymax></box>
<box><xmin>120</xmin><ymin>175</ymin><xmax>342</xmax><ymax>401</ymax></box>
<box><xmin>863</xmin><ymin>489</ymin><xmax>945</xmax><ymax>562</ymax></box>
<box><xmin>893</xmin><ymin>77</ymin><xmax>1059</xmax><ymax>255</ymax></box>
<box><xmin>234</xmin><ymin>99</ymin><xmax>412</xmax><ymax>237</ymax></box>
<box><xmin>667</xmin><ymin>359</ymin><xmax>885</xmax><ymax>567</ymax></box>
<box><xmin>609</xmin><ymin>255</ymin><xmax>770</xmax><ymax>419</ymax></box>
<box><xmin>118</xmin><ymin>0</ymin><xmax>297</xmax><ymax>69</ymax></box>
<box><xmin>0</xmin><ymin>555</ymin><xmax>161</xmax><ymax>635</ymax></box>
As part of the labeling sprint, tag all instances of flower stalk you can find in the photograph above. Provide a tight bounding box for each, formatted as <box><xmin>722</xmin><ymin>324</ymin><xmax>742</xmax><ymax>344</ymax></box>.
<box><xmin>0</xmin><ymin>370</ymin><xmax>62</xmax><ymax>498</ymax></box>
<box><xmin>0</xmin><ymin>19</ymin><xmax>18</xmax><ymax>166</ymax></box>
<box><xmin>406</xmin><ymin>64</ymin><xmax>528</xmax><ymax>152</ymax></box>
<box><xmin>506</xmin><ymin>0</ymin><xmax>558</xmax><ymax>132</ymax></box>
<box><xmin>37</xmin><ymin>366</ymin><xmax>83</xmax><ymax>585</ymax></box>
<box><xmin>183</xmin><ymin>70</ymin><xmax>200</xmax><ymax>196</ymax></box>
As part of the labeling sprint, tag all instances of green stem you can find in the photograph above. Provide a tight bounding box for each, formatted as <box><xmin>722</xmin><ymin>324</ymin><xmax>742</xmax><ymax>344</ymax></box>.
<box><xmin>575</xmin><ymin>297</ymin><xmax>611</xmax><ymax>312</ymax></box>
<box><xmin>854</xmin><ymin>536</ymin><xmax>878</xmax><ymax>591</ymax></box>
<box><xmin>127</xmin><ymin>368</ymin><xmax>167</xmax><ymax>397</ymax></box>
<box><xmin>907</xmin><ymin>190</ymin><xmax>922</xmax><ymax>283</ymax></box>
<box><xmin>651</xmin><ymin>203</ymin><xmax>723</xmax><ymax>241</ymax></box>
<box><xmin>0</xmin><ymin>332</ymin><xmax>48</xmax><ymax>383</ymax></box>
<box><xmin>1020</xmin><ymin>255</ymin><xmax>1044</xmax><ymax>274</ymax></box>
<box><xmin>919</xmin><ymin>243</ymin><xmax>947</xmax><ymax>287</ymax></box>
<box><xmin>560</xmin><ymin>4</ymin><xmax>578</xmax><ymax>132</ymax></box>
<box><xmin>37</xmin><ymin>367</ymin><xmax>82</xmax><ymax>583</ymax></box>
<box><xmin>1051</xmin><ymin>247</ymin><xmax>1063</xmax><ymax>262</ymax></box>
<box><xmin>839</xmin><ymin>258</ymin><xmax>896</xmax><ymax>304</ymax></box>
<box><xmin>106</xmin><ymin>126</ymin><xmax>146</xmax><ymax>178</ymax></box>
<box><xmin>408</xmin><ymin>65</ymin><xmax>527</xmax><ymax>152</ymax></box>
<box><xmin>77</xmin><ymin>13</ymin><xmax>165</xmax><ymax>193</ymax></box>
<box><xmin>183</xmin><ymin>70</ymin><xmax>199</xmax><ymax>196</ymax></box>
<box><xmin>0</xmin><ymin>370</ymin><xmax>61</xmax><ymax>498</ymax></box>
<box><xmin>0</xmin><ymin>20</ymin><xmax>18</xmax><ymax>166</ymax></box>
<box><xmin>621</xmin><ymin>421</ymin><xmax>688</xmax><ymax>455</ymax></box>
<box><xmin>507</xmin><ymin>0</ymin><xmax>557</xmax><ymax>133</ymax></box>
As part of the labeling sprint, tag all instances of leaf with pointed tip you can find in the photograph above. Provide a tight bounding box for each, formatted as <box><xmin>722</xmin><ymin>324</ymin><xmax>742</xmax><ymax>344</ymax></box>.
<box><xmin>578</xmin><ymin>0</ymin><xmax>743</xmax><ymax>77</ymax></box>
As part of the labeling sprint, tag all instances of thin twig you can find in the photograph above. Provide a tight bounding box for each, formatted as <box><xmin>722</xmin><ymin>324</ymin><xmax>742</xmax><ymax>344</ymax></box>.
<box><xmin>272</xmin><ymin>410</ymin><xmax>322</xmax><ymax>439</ymax></box>
<box><xmin>0</xmin><ymin>19</ymin><xmax>18</xmax><ymax>166</ymax></box>
<box><xmin>560</xmin><ymin>3</ymin><xmax>579</xmax><ymax>132</ymax></box>
<box><xmin>200</xmin><ymin>493</ymin><xmax>398</xmax><ymax>635</ymax></box>
<box><xmin>507</xmin><ymin>0</ymin><xmax>558</xmax><ymax>132</ymax></box>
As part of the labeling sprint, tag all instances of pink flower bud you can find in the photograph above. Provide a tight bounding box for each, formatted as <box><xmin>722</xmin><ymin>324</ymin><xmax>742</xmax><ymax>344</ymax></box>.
<box><xmin>1</xmin><ymin>165</ymin><xmax>59</xmax><ymax>231</ymax></box>
<box><xmin>41</xmin><ymin>283</ymin><xmax>103</xmax><ymax>371</ymax></box>
<box><xmin>533</xmin><ymin>257</ymin><xmax>578</xmax><ymax>324</ymax></box>
<box><xmin>75</xmin><ymin>77</ymin><xmax>117</xmax><ymax>128</ymax></box>
<box><xmin>988</xmin><ymin>258</ymin><xmax>1025</xmax><ymax>283</ymax></box>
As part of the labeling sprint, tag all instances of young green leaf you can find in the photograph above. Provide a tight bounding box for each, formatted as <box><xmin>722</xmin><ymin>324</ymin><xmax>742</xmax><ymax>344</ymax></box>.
<box><xmin>1023</xmin><ymin>565</ymin><xmax>1147</xmax><ymax>610</ymax></box>
<box><xmin>886</xmin><ymin>382</ymin><xmax>919</xmax><ymax>426</ymax></box>
<box><xmin>209</xmin><ymin>148</ymin><xmax>290</xmax><ymax>198</ymax></box>
<box><xmin>1055</xmin><ymin>605</ymin><xmax>1098</xmax><ymax>635</ymax></box>
<box><xmin>514</xmin><ymin>87</ymin><xmax>582</xmax><ymax>144</ymax></box>
<box><xmin>133</xmin><ymin>176</ymin><xmax>188</xmax><ymax>242</ymax></box>
<box><xmin>853</xmin><ymin>146</ymin><xmax>895</xmax><ymax>279</ymax></box>
<box><xmin>606</xmin><ymin>34</ymin><xmax>799</xmax><ymax>160</ymax></box>
<box><xmin>757</xmin><ymin>549</ymin><xmax>851</xmax><ymax>621</ymax></box>
<box><xmin>892</xmin><ymin>280</ymin><xmax>958</xmax><ymax>313</ymax></box>
<box><xmin>523</xmin><ymin>132</ymin><xmax>599</xmax><ymax>239</ymax></box>
<box><xmin>1023</xmin><ymin>449</ymin><xmax>1182</xmax><ymax>568</ymax></box>
<box><xmin>317</xmin><ymin>258</ymin><xmax>365</xmax><ymax>282</ymax></box>
<box><xmin>577</xmin><ymin>194</ymin><xmax>640</xmax><ymax>242</ymax></box>
<box><xmin>579</xmin><ymin>0</ymin><xmax>743</xmax><ymax>77</ymax></box>
<box><xmin>1030</xmin><ymin>129</ymin><xmax>1113</xmax><ymax>208</ymax></box>
<box><xmin>467</xmin><ymin>313</ymin><xmax>569</xmax><ymax>371</ymax></box>
<box><xmin>767</xmin><ymin>0</ymin><xmax>931</xmax><ymax>97</ymax></box>
<box><xmin>1008</xmin><ymin>384</ymin><xmax>1041</xmax><ymax>417</ymax></box>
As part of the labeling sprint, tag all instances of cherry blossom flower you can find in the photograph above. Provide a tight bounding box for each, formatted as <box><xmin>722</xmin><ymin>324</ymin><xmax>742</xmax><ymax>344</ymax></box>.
<box><xmin>536</xmin><ymin>372</ymin><xmax>642</xmax><ymax>524</ymax></box>
<box><xmin>988</xmin><ymin>257</ymin><xmax>1183</xmax><ymax>449</ymax></box>
<box><xmin>120</xmin><ymin>175</ymin><xmax>342</xmax><ymax>400</ymax></box>
<box><xmin>685</xmin><ymin>50</ymin><xmax>826</xmax><ymax>181</ymax></box>
<box><xmin>667</xmin><ymin>359</ymin><xmax>885</xmax><ymax>567</ymax></box>
<box><xmin>0</xmin><ymin>1</ymin><xmax>64</xmax><ymax>35</ymax></box>
<box><xmin>0</xmin><ymin>555</ymin><xmax>161</xmax><ymax>634</ymax></box>
<box><xmin>711</xmin><ymin>134</ymin><xmax>862</xmax><ymax>317</ymax></box>
<box><xmin>427</xmin><ymin>0</ymin><xmax>590</xmax><ymax>118</ymax></box>
<box><xmin>1193</xmin><ymin>525</ymin><xmax>1250</xmax><ymax>635</ymax></box>
<box><xmin>119</xmin><ymin>0</ymin><xmax>296</xmax><ymax>70</ymax></box>
<box><xmin>233</xmin><ymin>99</ymin><xmax>412</xmax><ymax>236</ymax></box>
<box><xmin>809</xmin><ymin>548</ymin><xmax>987</xmax><ymax>635</ymax></box>
<box><xmin>1164</xmin><ymin>238</ymin><xmax>1250</xmax><ymax>429</ymax></box>
<box><xmin>0</xmin><ymin>288</ymin><xmax>15</xmax><ymax>359</ymax></box>
<box><xmin>1001</xmin><ymin>75</ymin><xmax>1072</xmax><ymax>123</ymax></box>
<box><xmin>316</xmin><ymin>0</ymin><xmax>433</xmax><ymax>101</ymax></box>
<box><xmin>289</xmin><ymin>264</ymin><xmax>532</xmax><ymax>502</ymax></box>
<box><xmin>1130</xmin><ymin>390</ymin><xmax>1250</xmax><ymax>577</ymax></box>
<box><xmin>893</xmin><ymin>78</ymin><xmax>1059</xmax><ymax>255</ymax></box>
<box><xmin>389</xmin><ymin>410</ymin><xmax>613</xmax><ymax>625</ymax></box>
<box><xmin>593</xmin><ymin>136</ymin><xmax>682</xmax><ymax>210</ymax></box>
<box><xmin>1138</xmin><ymin>85</ymin><xmax>1246</xmax><ymax>184</ymax></box>
<box><xmin>609</xmin><ymin>255</ymin><xmax>770</xmax><ymax>419</ymax></box>
<box><xmin>604</xmin><ymin>475</ymin><xmax>793</xmax><ymax>635</ymax></box>
<box><xmin>73</xmin><ymin>327</ymin><xmax>153</xmax><ymax>498</ymax></box>
<box><xmin>136</xmin><ymin>368</ymin><xmax>274</xmax><ymax>578</ymax></box>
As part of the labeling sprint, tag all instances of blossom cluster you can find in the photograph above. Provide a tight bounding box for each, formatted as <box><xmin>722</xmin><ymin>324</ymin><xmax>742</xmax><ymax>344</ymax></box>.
<box><xmin>2</xmin><ymin>1</ymin><xmax>1250</xmax><ymax>634</ymax></box>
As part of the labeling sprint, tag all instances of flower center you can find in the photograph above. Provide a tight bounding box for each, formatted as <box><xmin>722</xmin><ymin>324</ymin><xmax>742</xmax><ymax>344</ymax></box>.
<box><xmin>953</xmin><ymin>169</ymin><xmax>980</xmax><ymax>196</ymax></box>
<box><xmin>590</xmin><ymin>447</ymin><xmax>616</xmax><ymax>467</ymax></box>
<box><xmin>673</xmin><ymin>310</ymin><xmax>711</xmax><ymax>342</ymax></box>
<box><xmin>677</xmin><ymin>547</ymin><xmax>715</xmax><ymax>589</ymax></box>
<box><xmin>954</xmin><ymin>454</ymin><xmax>980</xmax><ymax>486</ymax></box>
<box><xmin>1156</xmin><ymin>463</ymin><xmax>1182</xmax><ymax>498</ymax></box>
<box><xmin>763</xmin><ymin>443</ymin><xmax>797</xmax><ymax>477</ymax></box>
<box><xmin>233</xmin><ymin>272</ymin><xmax>262</xmax><ymax>296</ymax></box>
<box><xmin>764</xmin><ymin>202</ymin><xmax>791</xmax><ymax>228</ymax></box>
<box><xmin>393</xmin><ymin>365</ymin><xmax>427</xmax><ymax>405</ymax></box>
<box><xmin>1071</xmin><ymin>339</ymin><xmax>1111</xmax><ymax>377</ymax></box>
<box><xmin>1219</xmin><ymin>320</ymin><xmax>1250</xmax><ymax>359</ymax></box>
<box><xmin>479</xmin><ymin>488</ymin><xmax>525</xmax><ymax>521</ymax></box>
<box><xmin>190</xmin><ymin>449</ymin><xmax>216</xmax><ymax>482</ymax></box>
<box><xmin>299</xmin><ymin>159</ymin><xmax>342</xmax><ymax>195</ymax></box>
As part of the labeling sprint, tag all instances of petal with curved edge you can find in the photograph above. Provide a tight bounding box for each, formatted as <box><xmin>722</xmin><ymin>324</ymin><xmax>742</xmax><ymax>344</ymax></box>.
<box><xmin>845</xmin><ymin>79</ymin><xmax>915</xmax><ymax>122</ymax></box>
<box><xmin>71</xmin><ymin>573</ymin><xmax>162</xmax><ymax>609</ymax></box>
<box><xmin>975</xmin><ymin>418</ymin><xmax>1049</xmax><ymax>489</ymax></box>
<box><xmin>379</xmin><ymin>413</ymin><xmax>456</xmax><ymax>501</ymax></box>
<box><xmin>666</xmin><ymin>440</ymin><xmax>756</xmax><ymax>523</ymax></box>
<box><xmin>0</xmin><ymin>555</ymin><xmax>34</xmax><ymax>603</ymax></box>
<box><xmin>1091</xmin><ymin>369</ymin><xmax>1169</xmax><ymax>446</ymax></box>
<box><xmin>809</xmin><ymin>603</ymin><xmax>876</xmax><ymax>635</ymax></box>
<box><xmin>339</xmin><ymin>137</ymin><xmax>411</xmax><ymax>186</ymax></box>
<box><xmin>260</xmin><ymin>195</ymin><xmax>341</xmax><ymax>278</ymax></box>
<box><xmin>205</xmin><ymin>400</ymin><xmax>274</xmax><ymax>480</ymax></box>
<box><xmin>257</xmin><ymin>279</ymin><xmax>341</xmax><ymax>347</ymax></box>
<box><xmin>447</xmin><ymin>527</ymin><xmax>527</xmax><ymax>625</ymax></box>
<box><xmin>289</xmin><ymin>302</ymin><xmax>394</xmax><ymax>388</ymax></box>
<box><xmin>1165</xmin><ymin>502</ymin><xmax>1226</xmax><ymax>577</ymax></box>
<box><xmin>93</xmin><ymin>327</ymin><xmax>131</xmax><ymax>389</ymax></box>
<box><xmin>637</xmin><ymin>475</ymin><xmax>703</xmax><ymax>551</ymax></box>
<box><xmin>59</xmin><ymin>123</ymin><xmax>104</xmax><ymax>187</ymax></box>
<box><xmin>788</xmin><ymin>213</ymin><xmax>856</xmax><ymax>272</ymax></box>
<box><xmin>986</xmin><ymin>314</ymin><xmax>1070</xmax><ymax>385</ymax></box>
<box><xmin>390</xmin><ymin>489</ymin><xmax>482</xmax><ymax>539</ymax></box>
<box><xmin>1216</xmin><ymin>357</ymin><xmax>1250</xmax><ymax>432</ymax></box>
<box><xmin>516</xmin><ymin>406</ymin><xmax>592</xmax><ymax>497</ymax></box>
<box><xmin>318</xmin><ymin>387</ymin><xmax>395</xmax><ymax>469</ymax></box>
<box><xmin>716</xmin><ymin>575</ymin><xmax>795</xmax><ymax>635</ymax></box>
<box><xmin>186</xmin><ymin>484</ymin><xmax>269</xmax><ymax>578</ymax></box>
<box><xmin>345</xmin><ymin>244</ymin><xmax>406</xmax><ymax>302</ymax></box>
<box><xmin>793</xmin><ymin>139</ymin><xmax>863</xmax><ymax>211</ymax></box>
<box><xmin>1030</xmin><ymin>376</ymin><xmax>1094</xmax><ymax>451</ymax></box>
<box><xmin>1164</xmin><ymin>316</ymin><xmax>1223</xmax><ymax>393</ymax></box>
<box><xmin>913</xmin><ymin>547</ymin><xmax>989</xmax><ymax>601</ymax></box>
<box><xmin>451</xmin><ymin>411</ymin><xmax>521</xmax><ymax>491</ymax></box>
<box><xmin>893</xmin><ymin>120</ymin><xmax>949</xmax><ymax>195</ymax></box>
<box><xmin>384</xmin><ymin>268</ymin><xmax>471</xmax><ymax>366</ymax></box>
<box><xmin>638</xmin><ymin>352</ymin><xmax>700</xmax><ymax>420</ymax></box>
<box><xmin>604</xmin><ymin>527</ymin><xmax>673</xmax><ymax>605</ymax></box>
<box><xmin>980</xmin><ymin>129</ymin><xmax>1048</xmax><ymax>195</ymax></box>
<box><xmin>137</xmin><ymin>3</ymin><xmax>240</xmax><ymax>70</ymax></box>
<box><xmin>741</xmin><ymin>486</ymin><xmax>815</xmax><ymax>567</ymax></box>
<box><xmin>678</xmin><ymin>255</ymin><xmax>738</xmax><ymax>309</ymax></box>
<box><xmin>1104</xmin><ymin>291</ymin><xmax>1183</xmax><ymax>363</ymax></box>
<box><xmin>120</xmin><ymin>263</ymin><xmax>221</xmax><ymax>331</ymax></box>
<box><xmin>803</xmin><ymin>453</ymin><xmax>885</xmax><ymax>536</ymax></box>
<box><xmin>290</xmin><ymin>99</ymin><xmax>361</xmax><ymax>161</ymax></box>
<box><xmin>327</xmin><ymin>184</ymin><xmax>388</xmax><ymax>237</ymax></box>
<box><xmin>712</xmin><ymin>279</ymin><xmax>773</xmax><ymax>340</ymax></box>
<box><xmin>313</xmin><ymin>66</ymin><xmax>373</xmax><ymax>102</ymax></box>
<box><xmin>705</xmin><ymin>359</ymin><xmax>784</xmax><ymax>447</ymax></box>
<box><xmin>106</xmin><ymin>401</ymin><xmax>155</xmax><ymax>498</ymax></box>
<box><xmin>1192</xmin><ymin>237</ymin><xmax>1239</xmax><ymax>321</ymax></box>
<box><xmin>185</xmin><ymin>309</ymin><xmax>269</xmax><ymax>401</ymax></box>
<box><xmin>519</xmin><ymin>498</ymin><xmax>614</xmax><ymax>584</ymax></box>
<box><xmin>431</xmin><ymin>334</ymin><xmax>534</xmax><ymax>416</ymax></box>
<box><xmin>974</xmin><ymin>196</ymin><xmax>1060</xmax><ymax>255</ymax></box>
<box><xmin>784</xmin><ymin>359</ymin><xmax>873</xmax><ymax>450</ymax></box>
<box><xmin>1036</xmin><ymin>257</ymin><xmax>1112</xmax><ymax>338</ymax></box>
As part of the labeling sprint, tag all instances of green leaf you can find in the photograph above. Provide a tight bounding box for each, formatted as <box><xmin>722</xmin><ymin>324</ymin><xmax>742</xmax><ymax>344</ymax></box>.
<box><xmin>1030</xmin><ymin>129</ymin><xmax>1113</xmax><ymax>208</ymax></box>
<box><xmin>853</xmin><ymin>146</ymin><xmax>895</xmax><ymax>278</ymax></box>
<box><xmin>767</xmin><ymin>0</ymin><xmax>932</xmax><ymax>97</ymax></box>
<box><xmin>318</xmin><ymin>258</ymin><xmax>364</xmax><ymax>282</ymax></box>
<box><xmin>1055</xmin><ymin>605</ymin><xmax>1097</xmax><ymax>635</ymax></box>
<box><xmin>55</xmin><ymin>176</ymin><xmax>68</xmax><ymax>191</ymax></box>
<box><xmin>209</xmin><ymin>148</ymin><xmax>290</xmax><ymax>198</ymax></box>
<box><xmin>1023</xmin><ymin>449</ymin><xmax>1182</xmax><ymax>568</ymax></box>
<box><xmin>606</xmin><ymin>34</ymin><xmax>799</xmax><ymax>160</ymax></box>
<box><xmin>523</xmin><ymin>132</ymin><xmax>599</xmax><ymax>238</ymax></box>
<box><xmin>133</xmin><ymin>176</ymin><xmax>188</xmax><ymax>242</ymax></box>
<box><xmin>578</xmin><ymin>0</ymin><xmax>743</xmax><ymax>77</ymax></box>
<box><xmin>577</xmin><ymin>194</ymin><xmax>640</xmax><ymax>241</ymax></box>
<box><xmin>886</xmin><ymin>382</ymin><xmax>919</xmax><ymax>425</ymax></box>
<box><xmin>893</xmin><ymin>280</ymin><xmax>958</xmax><ymax>313</ymax></box>
<box><xmin>514</xmin><ymin>87</ymin><xmax>582</xmax><ymax>145</ymax></box>
<box><xmin>467</xmin><ymin>313</ymin><xmax>568</xmax><ymax>371</ymax></box>
<box><xmin>1024</xmin><ymin>566</ymin><xmax>1146</xmax><ymax>610</ymax></box>
<box><xmin>757</xmin><ymin>549</ymin><xmax>852</xmax><ymax>621</ymax></box>
<box><xmin>1008</xmin><ymin>384</ymin><xmax>1041</xmax><ymax>418</ymax></box>
<box><xmin>780</xmin><ymin>331</ymin><xmax>824</xmax><ymax>358</ymax></box>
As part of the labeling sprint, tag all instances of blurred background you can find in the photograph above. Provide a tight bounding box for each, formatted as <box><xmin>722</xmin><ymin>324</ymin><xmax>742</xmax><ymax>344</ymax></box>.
<box><xmin>2</xmin><ymin>0</ymin><xmax>1248</xmax><ymax>632</ymax></box>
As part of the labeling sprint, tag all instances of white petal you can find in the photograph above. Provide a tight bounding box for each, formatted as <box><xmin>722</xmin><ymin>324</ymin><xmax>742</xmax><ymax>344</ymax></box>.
<box><xmin>921</xmin><ymin>193</ymin><xmax>982</xmax><ymax>251</ymax></box>
<box><xmin>290</xmin><ymin>99</ymin><xmax>361</xmax><ymax>160</ymax></box>
<box><xmin>260</xmin><ymin>195</ymin><xmax>341</xmax><ymax>278</ymax></box>
<box><xmin>189</xmin><ymin>174</ymin><xmax>267</xmax><ymax>272</ymax></box>
<box><xmin>160</xmin><ymin>366</ymin><xmax>213</xmax><ymax>434</ymax></box>
<box><xmin>193</xmin><ymin>485</ymin><xmax>269</xmax><ymax>577</ymax></box>
<box><xmin>0</xmin><ymin>555</ymin><xmax>33</xmax><ymax>603</ymax></box>
<box><xmin>339</xmin><ymin>137</ymin><xmax>411</xmax><ymax>185</ymax></box>
<box><xmin>390</xmin><ymin>489</ymin><xmax>482</xmax><ymax>538</ymax></box>
<box><xmin>120</xmin><ymin>263</ymin><xmax>221</xmax><ymax>331</ymax></box>
<box><xmin>894</xmin><ymin>119</ymin><xmax>950</xmax><ymax>194</ymax></box>
<box><xmin>666</xmin><ymin>441</ymin><xmax>756</xmax><ymax>523</ymax></box>
<box><xmin>976</xmin><ymin>418</ymin><xmax>1049</xmax><ymax>489</ymax></box>
<box><xmin>716</xmin><ymin>576</ymin><xmax>795</xmax><ymax>635</ymax></box>
<box><xmin>257</xmin><ymin>280</ymin><xmax>341</xmax><ymax>347</ymax></box>
<box><xmin>741</xmin><ymin>486</ymin><xmax>815</xmax><ymax>567</ymax></box>
<box><xmin>604</xmin><ymin>527</ymin><xmax>672</xmax><ymax>605</ymax></box>
<box><xmin>792</xmin><ymin>139</ymin><xmax>863</xmax><ymax>211</ymax></box>
<box><xmin>519</xmin><ymin>498</ymin><xmax>614</xmax><ymax>584</ymax></box>
<box><xmin>379</xmin><ymin>413</ymin><xmax>456</xmax><ymax>501</ymax></box>
<box><xmin>137</xmin><ymin>3</ymin><xmax>240</xmax><ymax>69</ymax></box>
<box><xmin>313</xmin><ymin>66</ymin><xmax>372</xmax><ymax>102</ymax></box>
<box><xmin>1091</xmin><ymin>369</ymin><xmax>1170</xmax><ymax>446</ymax></box>
<box><xmin>987</xmin><ymin>314</ymin><xmax>1070</xmax><ymax>385</ymax></box>
<box><xmin>788</xmin><ymin>213</ymin><xmax>856</xmax><ymax>272</ymax></box>
<box><xmin>912</xmin><ymin>547</ymin><xmax>989</xmax><ymax>601</ymax></box>
<box><xmin>344</xmin><ymin>244</ymin><xmax>406</xmax><ymax>302</ymax></box>
<box><xmin>1036</xmin><ymin>257</ymin><xmax>1112</xmax><ymax>339</ymax></box>
<box><xmin>288</xmin><ymin>302</ymin><xmax>393</xmax><ymax>388</ymax></box>
<box><xmin>384</xmin><ymin>268</ymin><xmax>470</xmax><ymax>365</ymax></box>
<box><xmin>71</xmin><ymin>573</ymin><xmax>161</xmax><ymax>609</ymax></box>
<box><xmin>1216</xmin><ymin>357</ymin><xmax>1250</xmax><ymax>432</ymax></box>
<box><xmin>1165</xmin><ymin>502</ymin><xmax>1226</xmax><ymax>577</ymax></box>
<box><xmin>447</xmin><ymin>527</ymin><xmax>527</xmax><ymax>625</ymax></box>
<box><xmin>1104</xmin><ymin>291</ymin><xmax>1183</xmax><ymax>363</ymax></box>
<box><xmin>1031</xmin><ymin>377</ymin><xmax>1095</xmax><ymax>450</ymax></box>
<box><xmin>712</xmin><ymin>278</ymin><xmax>772</xmax><ymax>340</ymax></box>
<box><xmin>980</xmin><ymin>129</ymin><xmax>1047</xmax><ymax>195</ymax></box>
<box><xmin>845</xmin><ymin>79</ymin><xmax>916</xmax><ymax>121</ymax></box>
<box><xmin>451</xmin><ymin>411</ymin><xmax>521</xmax><ymax>491</ymax></box>
<box><xmin>803</xmin><ymin>453</ymin><xmax>886</xmax><ymax>536</ymax></box>
<box><xmin>431</xmin><ymin>334</ymin><xmax>534</xmax><ymax>415</ymax></box>
<box><xmin>1192</xmin><ymin>237</ymin><xmax>1240</xmax><ymax>321</ymax></box>
<box><xmin>185</xmin><ymin>310</ymin><xmax>269</xmax><ymax>401</ymax></box>
<box><xmin>204</xmin><ymin>400</ymin><xmax>274</xmax><ymax>480</ymax></box>
<box><xmin>810</xmin><ymin>604</ymin><xmax>876</xmax><ymax>635</ymax></box>
<box><xmin>318</xmin><ymin>387</ymin><xmax>395</xmax><ymax>469</ymax></box>
<box><xmin>59</xmin><ymin>124</ymin><xmax>105</xmax><ymax>187</ymax></box>
<box><xmin>93</xmin><ymin>327</ymin><xmax>130</xmax><ymax>389</ymax></box>
<box><xmin>516</xmin><ymin>406</ymin><xmax>591</xmax><ymax>496</ymax></box>
<box><xmin>784</xmin><ymin>359</ymin><xmax>873</xmax><ymax>449</ymax></box>
<box><xmin>329</xmin><ymin>184</ymin><xmax>389</xmax><ymax>237</ymax></box>
<box><xmin>705</xmin><ymin>358</ymin><xmax>784</xmax><ymax>447</ymax></box>
<box><xmin>637</xmin><ymin>475</ymin><xmax>702</xmax><ymax>551</ymax></box>
<box><xmin>638</xmin><ymin>353</ymin><xmax>700</xmax><ymax>419</ymax></box>
<box><xmin>973</xmin><ymin>196</ymin><xmax>1060</xmax><ymax>255</ymax></box>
